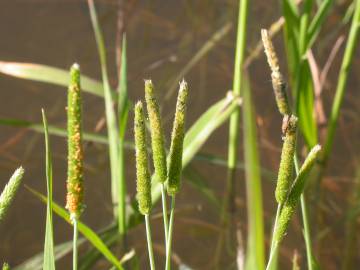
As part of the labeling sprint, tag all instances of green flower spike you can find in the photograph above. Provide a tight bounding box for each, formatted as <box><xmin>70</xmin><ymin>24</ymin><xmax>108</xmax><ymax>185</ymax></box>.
<box><xmin>275</xmin><ymin>115</ymin><xmax>298</xmax><ymax>204</ymax></box>
<box><xmin>274</xmin><ymin>145</ymin><xmax>321</xmax><ymax>244</ymax></box>
<box><xmin>0</xmin><ymin>167</ymin><xmax>25</xmax><ymax>222</ymax></box>
<box><xmin>2</xmin><ymin>263</ymin><xmax>10</xmax><ymax>270</ymax></box>
<box><xmin>261</xmin><ymin>29</ymin><xmax>290</xmax><ymax>116</ymax></box>
<box><xmin>144</xmin><ymin>80</ymin><xmax>167</xmax><ymax>183</ymax></box>
<box><xmin>66</xmin><ymin>63</ymin><xmax>85</xmax><ymax>220</ymax></box>
<box><xmin>167</xmin><ymin>80</ymin><xmax>188</xmax><ymax>196</ymax></box>
<box><xmin>134</xmin><ymin>101</ymin><xmax>152</xmax><ymax>215</ymax></box>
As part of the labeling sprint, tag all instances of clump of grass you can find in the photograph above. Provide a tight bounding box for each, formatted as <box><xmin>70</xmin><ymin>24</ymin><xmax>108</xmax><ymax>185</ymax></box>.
<box><xmin>0</xmin><ymin>167</ymin><xmax>25</xmax><ymax>222</ymax></box>
<box><xmin>66</xmin><ymin>63</ymin><xmax>84</xmax><ymax>270</ymax></box>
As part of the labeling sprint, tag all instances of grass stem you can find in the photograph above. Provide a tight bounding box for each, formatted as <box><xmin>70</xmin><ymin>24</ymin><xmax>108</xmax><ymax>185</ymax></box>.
<box><xmin>145</xmin><ymin>214</ymin><xmax>156</xmax><ymax>270</ymax></box>
<box><xmin>165</xmin><ymin>196</ymin><xmax>176</xmax><ymax>270</ymax></box>
<box><xmin>72</xmin><ymin>217</ymin><xmax>78</xmax><ymax>270</ymax></box>
<box><xmin>161</xmin><ymin>183</ymin><xmax>169</xmax><ymax>245</ymax></box>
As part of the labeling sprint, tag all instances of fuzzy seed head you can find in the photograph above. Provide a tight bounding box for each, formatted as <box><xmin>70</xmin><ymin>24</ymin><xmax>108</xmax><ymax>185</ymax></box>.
<box><xmin>2</xmin><ymin>263</ymin><xmax>10</xmax><ymax>270</ymax></box>
<box><xmin>144</xmin><ymin>80</ymin><xmax>167</xmax><ymax>183</ymax></box>
<box><xmin>275</xmin><ymin>115</ymin><xmax>298</xmax><ymax>204</ymax></box>
<box><xmin>167</xmin><ymin>80</ymin><xmax>188</xmax><ymax>196</ymax></box>
<box><xmin>0</xmin><ymin>167</ymin><xmax>24</xmax><ymax>222</ymax></box>
<box><xmin>66</xmin><ymin>64</ymin><xmax>84</xmax><ymax>219</ymax></box>
<box><xmin>134</xmin><ymin>101</ymin><xmax>152</xmax><ymax>215</ymax></box>
<box><xmin>274</xmin><ymin>145</ymin><xmax>321</xmax><ymax>244</ymax></box>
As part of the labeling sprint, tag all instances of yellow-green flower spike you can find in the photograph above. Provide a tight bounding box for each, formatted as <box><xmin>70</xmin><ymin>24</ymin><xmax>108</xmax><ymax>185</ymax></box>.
<box><xmin>144</xmin><ymin>80</ymin><xmax>167</xmax><ymax>183</ymax></box>
<box><xmin>2</xmin><ymin>263</ymin><xmax>10</xmax><ymax>270</ymax></box>
<box><xmin>167</xmin><ymin>80</ymin><xmax>188</xmax><ymax>196</ymax></box>
<box><xmin>66</xmin><ymin>63</ymin><xmax>85</xmax><ymax>220</ymax></box>
<box><xmin>274</xmin><ymin>145</ymin><xmax>321</xmax><ymax>244</ymax></box>
<box><xmin>0</xmin><ymin>167</ymin><xmax>25</xmax><ymax>222</ymax></box>
<box><xmin>261</xmin><ymin>29</ymin><xmax>291</xmax><ymax>116</ymax></box>
<box><xmin>275</xmin><ymin>115</ymin><xmax>298</xmax><ymax>204</ymax></box>
<box><xmin>134</xmin><ymin>101</ymin><xmax>152</xmax><ymax>215</ymax></box>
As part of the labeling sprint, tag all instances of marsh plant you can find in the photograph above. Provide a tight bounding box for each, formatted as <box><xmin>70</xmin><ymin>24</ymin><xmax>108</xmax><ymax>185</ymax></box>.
<box><xmin>0</xmin><ymin>0</ymin><xmax>359</xmax><ymax>269</ymax></box>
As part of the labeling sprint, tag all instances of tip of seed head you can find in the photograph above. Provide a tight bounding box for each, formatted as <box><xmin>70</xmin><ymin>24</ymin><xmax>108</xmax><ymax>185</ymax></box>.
<box><xmin>135</xmin><ymin>100</ymin><xmax>143</xmax><ymax>108</ymax></box>
<box><xmin>179</xmin><ymin>79</ymin><xmax>187</xmax><ymax>90</ymax></box>
<box><xmin>311</xmin><ymin>144</ymin><xmax>322</xmax><ymax>154</ymax></box>
<box><xmin>72</xmin><ymin>63</ymin><xmax>80</xmax><ymax>70</ymax></box>
<box><xmin>144</xmin><ymin>79</ymin><xmax>152</xmax><ymax>85</ymax></box>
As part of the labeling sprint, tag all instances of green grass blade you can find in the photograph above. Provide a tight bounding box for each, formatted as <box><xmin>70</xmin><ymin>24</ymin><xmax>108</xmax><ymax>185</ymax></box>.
<box><xmin>14</xmin><ymin>239</ymin><xmax>86</xmax><ymax>270</ymax></box>
<box><xmin>307</xmin><ymin>0</ymin><xmax>334</xmax><ymax>49</ymax></box>
<box><xmin>242</xmin><ymin>77</ymin><xmax>265</xmax><ymax>270</ymax></box>
<box><xmin>117</xmin><ymin>35</ymin><xmax>129</xmax><ymax>236</ymax></box>
<box><xmin>183</xmin><ymin>94</ymin><xmax>241</xmax><ymax>163</ymax></box>
<box><xmin>323</xmin><ymin>0</ymin><xmax>360</xmax><ymax>163</ymax></box>
<box><xmin>41</xmin><ymin>110</ymin><xmax>55</xmax><ymax>270</ymax></box>
<box><xmin>0</xmin><ymin>61</ymin><xmax>104</xmax><ymax>97</ymax></box>
<box><xmin>26</xmin><ymin>187</ymin><xmax>124</xmax><ymax>270</ymax></box>
<box><xmin>88</xmin><ymin>0</ymin><xmax>121</xmax><ymax>222</ymax></box>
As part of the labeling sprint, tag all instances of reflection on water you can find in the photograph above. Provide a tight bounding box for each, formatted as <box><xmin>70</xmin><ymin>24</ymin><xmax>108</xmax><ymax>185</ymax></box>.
<box><xmin>0</xmin><ymin>1</ymin><xmax>359</xmax><ymax>269</ymax></box>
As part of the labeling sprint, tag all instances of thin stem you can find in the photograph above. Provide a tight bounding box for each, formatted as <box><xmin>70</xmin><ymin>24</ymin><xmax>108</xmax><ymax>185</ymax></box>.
<box><xmin>145</xmin><ymin>214</ymin><xmax>156</xmax><ymax>270</ymax></box>
<box><xmin>294</xmin><ymin>155</ymin><xmax>314</xmax><ymax>270</ymax></box>
<box><xmin>266</xmin><ymin>203</ymin><xmax>281</xmax><ymax>270</ymax></box>
<box><xmin>165</xmin><ymin>196</ymin><xmax>176</xmax><ymax>270</ymax></box>
<box><xmin>161</xmin><ymin>183</ymin><xmax>169</xmax><ymax>245</ymax></box>
<box><xmin>72</xmin><ymin>217</ymin><xmax>78</xmax><ymax>270</ymax></box>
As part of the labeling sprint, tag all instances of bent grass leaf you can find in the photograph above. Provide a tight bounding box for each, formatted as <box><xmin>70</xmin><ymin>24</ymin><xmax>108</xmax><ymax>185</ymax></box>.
<box><xmin>0</xmin><ymin>62</ymin><xmax>104</xmax><ymax>97</ymax></box>
<box><xmin>26</xmin><ymin>187</ymin><xmax>124</xmax><ymax>270</ymax></box>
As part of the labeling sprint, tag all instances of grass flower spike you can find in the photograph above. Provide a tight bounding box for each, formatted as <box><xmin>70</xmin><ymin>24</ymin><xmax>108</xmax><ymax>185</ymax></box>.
<box><xmin>144</xmin><ymin>80</ymin><xmax>167</xmax><ymax>183</ymax></box>
<box><xmin>274</xmin><ymin>145</ymin><xmax>322</xmax><ymax>244</ymax></box>
<box><xmin>134</xmin><ymin>101</ymin><xmax>152</xmax><ymax>215</ymax></box>
<box><xmin>66</xmin><ymin>63</ymin><xmax>84</xmax><ymax>220</ymax></box>
<box><xmin>167</xmin><ymin>80</ymin><xmax>189</xmax><ymax>196</ymax></box>
<box><xmin>0</xmin><ymin>167</ymin><xmax>25</xmax><ymax>222</ymax></box>
<box><xmin>275</xmin><ymin>115</ymin><xmax>298</xmax><ymax>204</ymax></box>
<box><xmin>261</xmin><ymin>29</ymin><xmax>290</xmax><ymax>116</ymax></box>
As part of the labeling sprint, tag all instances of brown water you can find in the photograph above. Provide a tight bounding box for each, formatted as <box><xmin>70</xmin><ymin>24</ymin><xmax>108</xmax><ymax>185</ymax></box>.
<box><xmin>0</xmin><ymin>1</ymin><xmax>359</xmax><ymax>269</ymax></box>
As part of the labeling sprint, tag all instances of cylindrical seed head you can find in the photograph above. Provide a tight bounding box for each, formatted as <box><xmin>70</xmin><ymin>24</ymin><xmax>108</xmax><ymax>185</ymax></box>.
<box><xmin>274</xmin><ymin>145</ymin><xmax>321</xmax><ymax>244</ymax></box>
<box><xmin>261</xmin><ymin>29</ymin><xmax>291</xmax><ymax>116</ymax></box>
<box><xmin>134</xmin><ymin>101</ymin><xmax>152</xmax><ymax>215</ymax></box>
<box><xmin>167</xmin><ymin>80</ymin><xmax>188</xmax><ymax>196</ymax></box>
<box><xmin>275</xmin><ymin>115</ymin><xmax>298</xmax><ymax>204</ymax></box>
<box><xmin>144</xmin><ymin>80</ymin><xmax>167</xmax><ymax>183</ymax></box>
<box><xmin>66</xmin><ymin>63</ymin><xmax>85</xmax><ymax>219</ymax></box>
<box><xmin>0</xmin><ymin>167</ymin><xmax>25</xmax><ymax>222</ymax></box>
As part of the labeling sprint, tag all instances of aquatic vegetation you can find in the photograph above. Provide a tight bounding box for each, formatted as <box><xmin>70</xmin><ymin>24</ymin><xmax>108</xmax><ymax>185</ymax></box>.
<box><xmin>0</xmin><ymin>0</ymin><xmax>359</xmax><ymax>269</ymax></box>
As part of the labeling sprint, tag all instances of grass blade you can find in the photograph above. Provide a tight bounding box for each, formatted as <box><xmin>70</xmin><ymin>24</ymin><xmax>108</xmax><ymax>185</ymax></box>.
<box><xmin>0</xmin><ymin>62</ymin><xmax>105</xmax><ymax>97</ymax></box>
<box><xmin>41</xmin><ymin>110</ymin><xmax>55</xmax><ymax>270</ymax></box>
<box><xmin>88</xmin><ymin>0</ymin><xmax>121</xmax><ymax>223</ymax></box>
<box><xmin>242</xmin><ymin>77</ymin><xmax>265</xmax><ymax>270</ymax></box>
<box><xmin>117</xmin><ymin>35</ymin><xmax>129</xmax><ymax>236</ymax></box>
<box><xmin>26</xmin><ymin>187</ymin><xmax>124</xmax><ymax>270</ymax></box>
<box><xmin>322</xmin><ymin>0</ymin><xmax>360</xmax><ymax>163</ymax></box>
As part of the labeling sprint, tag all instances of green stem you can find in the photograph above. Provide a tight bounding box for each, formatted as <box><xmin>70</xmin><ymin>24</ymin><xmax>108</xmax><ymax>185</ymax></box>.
<box><xmin>73</xmin><ymin>217</ymin><xmax>78</xmax><ymax>270</ymax></box>
<box><xmin>145</xmin><ymin>214</ymin><xmax>156</xmax><ymax>270</ymax></box>
<box><xmin>165</xmin><ymin>196</ymin><xmax>176</xmax><ymax>270</ymax></box>
<box><xmin>161</xmin><ymin>183</ymin><xmax>169</xmax><ymax>245</ymax></box>
<box><xmin>322</xmin><ymin>0</ymin><xmax>360</xmax><ymax>164</ymax></box>
<box><xmin>266</xmin><ymin>203</ymin><xmax>281</xmax><ymax>270</ymax></box>
<box><xmin>294</xmin><ymin>156</ymin><xmax>314</xmax><ymax>270</ymax></box>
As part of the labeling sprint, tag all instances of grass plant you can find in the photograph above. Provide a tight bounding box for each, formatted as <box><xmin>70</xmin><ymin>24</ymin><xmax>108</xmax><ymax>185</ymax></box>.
<box><xmin>0</xmin><ymin>0</ymin><xmax>359</xmax><ymax>269</ymax></box>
